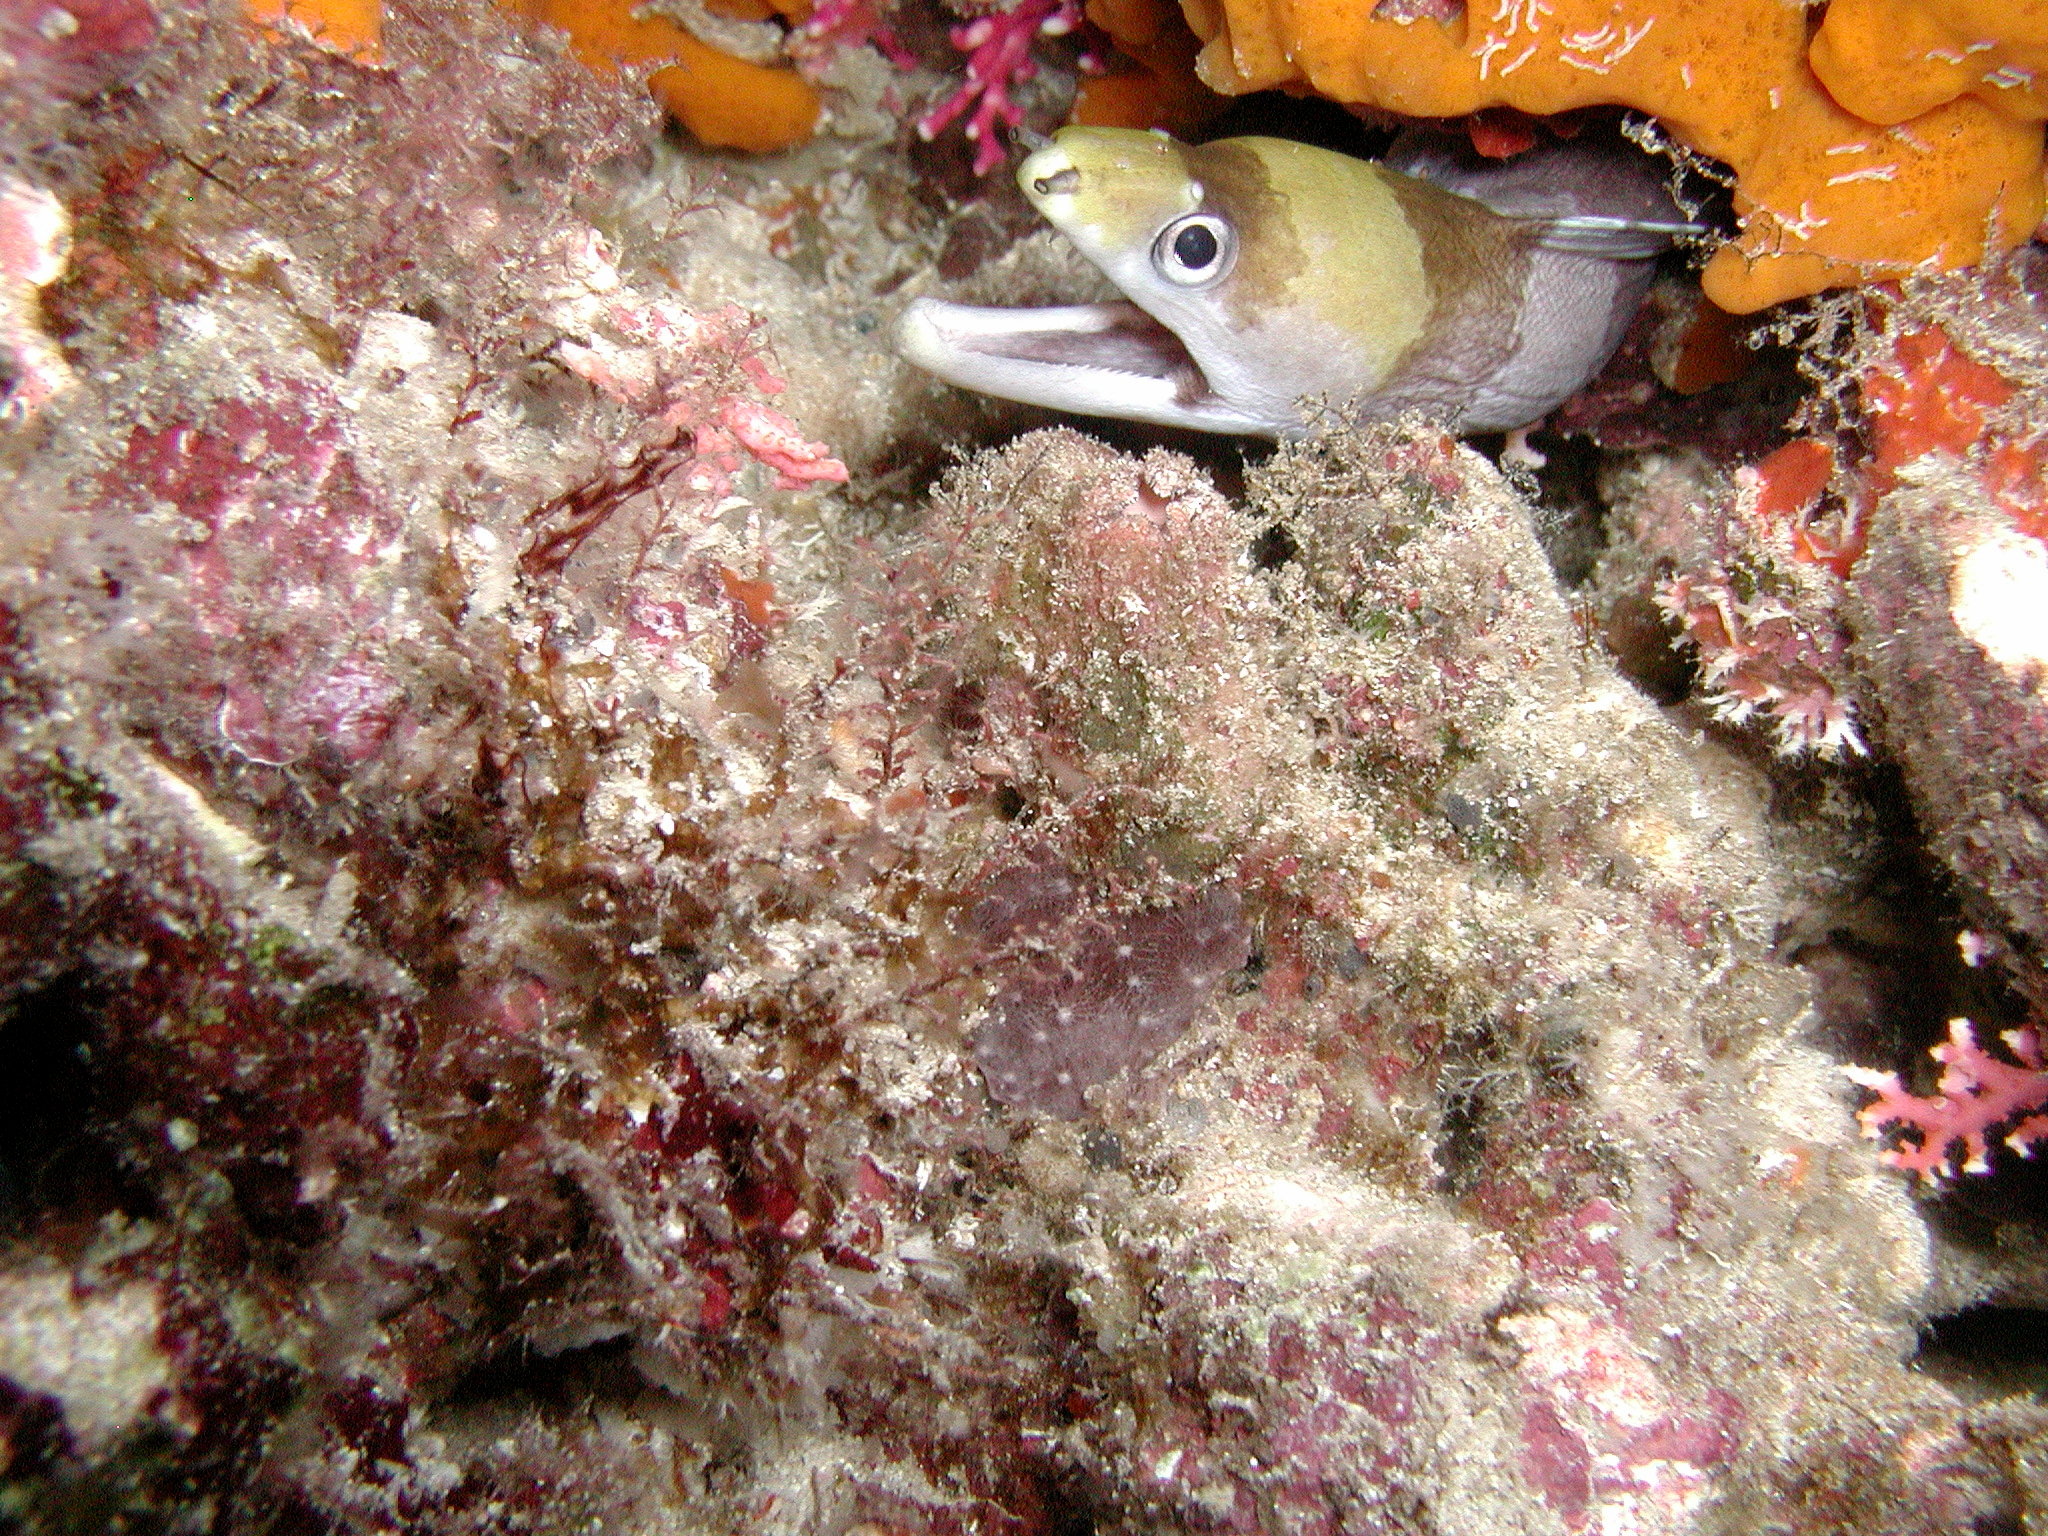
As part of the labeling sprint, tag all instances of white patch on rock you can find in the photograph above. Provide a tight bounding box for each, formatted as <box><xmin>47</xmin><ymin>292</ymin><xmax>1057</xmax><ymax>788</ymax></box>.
<box><xmin>1951</xmin><ymin>528</ymin><xmax>2048</xmax><ymax>681</ymax></box>
<box><xmin>0</xmin><ymin>1270</ymin><xmax>173</xmax><ymax>1455</ymax></box>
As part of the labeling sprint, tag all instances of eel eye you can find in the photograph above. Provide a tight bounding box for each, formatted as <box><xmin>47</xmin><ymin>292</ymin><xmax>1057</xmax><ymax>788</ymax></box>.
<box><xmin>1153</xmin><ymin>214</ymin><xmax>1233</xmax><ymax>286</ymax></box>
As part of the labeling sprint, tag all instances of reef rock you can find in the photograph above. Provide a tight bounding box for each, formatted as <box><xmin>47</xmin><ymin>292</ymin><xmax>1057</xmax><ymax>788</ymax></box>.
<box><xmin>3</xmin><ymin>2</ymin><xmax>2047</xmax><ymax>1533</ymax></box>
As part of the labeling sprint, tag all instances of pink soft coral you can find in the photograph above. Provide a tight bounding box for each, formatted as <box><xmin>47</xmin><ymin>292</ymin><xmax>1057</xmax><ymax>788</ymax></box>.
<box><xmin>794</xmin><ymin>0</ymin><xmax>917</xmax><ymax>71</ymax></box>
<box><xmin>917</xmin><ymin>0</ymin><xmax>1081</xmax><ymax>176</ymax></box>
<box><xmin>1844</xmin><ymin>1018</ymin><xmax>2048</xmax><ymax>1182</ymax></box>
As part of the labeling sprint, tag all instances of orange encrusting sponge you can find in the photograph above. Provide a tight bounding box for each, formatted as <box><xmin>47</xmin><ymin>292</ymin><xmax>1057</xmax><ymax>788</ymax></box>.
<box><xmin>247</xmin><ymin>0</ymin><xmax>820</xmax><ymax>154</ymax></box>
<box><xmin>1811</xmin><ymin>0</ymin><xmax>2048</xmax><ymax>127</ymax></box>
<box><xmin>246</xmin><ymin>0</ymin><xmax>383</xmax><ymax>59</ymax></box>
<box><xmin>508</xmin><ymin>0</ymin><xmax>820</xmax><ymax>152</ymax></box>
<box><xmin>1179</xmin><ymin>0</ymin><xmax>2048</xmax><ymax>313</ymax></box>
<box><xmin>1073</xmin><ymin>0</ymin><xmax>1229</xmax><ymax>136</ymax></box>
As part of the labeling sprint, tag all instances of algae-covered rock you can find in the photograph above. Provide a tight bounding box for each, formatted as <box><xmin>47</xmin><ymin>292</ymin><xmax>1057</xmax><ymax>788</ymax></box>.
<box><xmin>3</xmin><ymin>1</ymin><xmax>2046</xmax><ymax>1532</ymax></box>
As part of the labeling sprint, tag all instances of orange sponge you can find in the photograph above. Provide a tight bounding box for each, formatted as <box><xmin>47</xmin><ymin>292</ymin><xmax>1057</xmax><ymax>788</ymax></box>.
<box><xmin>512</xmin><ymin>0</ymin><xmax>820</xmax><ymax>152</ymax></box>
<box><xmin>1811</xmin><ymin>0</ymin><xmax>2048</xmax><ymax>126</ymax></box>
<box><xmin>1177</xmin><ymin>0</ymin><xmax>2046</xmax><ymax>312</ymax></box>
<box><xmin>1073</xmin><ymin>0</ymin><xmax>1227</xmax><ymax>135</ymax></box>
<box><xmin>248</xmin><ymin>0</ymin><xmax>819</xmax><ymax>153</ymax></box>
<box><xmin>246</xmin><ymin>0</ymin><xmax>382</xmax><ymax>59</ymax></box>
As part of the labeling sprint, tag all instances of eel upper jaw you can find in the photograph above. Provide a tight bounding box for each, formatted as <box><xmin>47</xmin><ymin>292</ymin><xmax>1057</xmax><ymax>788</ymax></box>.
<box><xmin>895</xmin><ymin>296</ymin><xmax>1272</xmax><ymax>436</ymax></box>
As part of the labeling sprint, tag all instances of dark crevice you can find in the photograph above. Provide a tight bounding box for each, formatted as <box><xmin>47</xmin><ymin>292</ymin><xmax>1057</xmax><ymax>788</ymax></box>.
<box><xmin>0</xmin><ymin>975</ymin><xmax>136</xmax><ymax>1237</ymax></box>
<box><xmin>1913</xmin><ymin>1305</ymin><xmax>2048</xmax><ymax>1403</ymax></box>
<box><xmin>1513</xmin><ymin>430</ymin><xmax>1609</xmax><ymax>588</ymax></box>
<box><xmin>1788</xmin><ymin>766</ymin><xmax>2027</xmax><ymax>1074</ymax></box>
<box><xmin>436</xmin><ymin>1329</ymin><xmax>639</xmax><ymax>1411</ymax></box>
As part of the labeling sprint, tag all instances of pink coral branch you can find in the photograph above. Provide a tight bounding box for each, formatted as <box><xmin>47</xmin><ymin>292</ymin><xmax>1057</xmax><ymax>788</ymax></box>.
<box><xmin>1844</xmin><ymin>1018</ymin><xmax>2048</xmax><ymax>1182</ymax></box>
<box><xmin>917</xmin><ymin>0</ymin><xmax>1080</xmax><ymax>177</ymax></box>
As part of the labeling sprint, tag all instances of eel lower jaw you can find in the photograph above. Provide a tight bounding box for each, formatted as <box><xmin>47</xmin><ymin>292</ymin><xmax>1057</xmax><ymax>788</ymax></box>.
<box><xmin>895</xmin><ymin>297</ymin><xmax>1270</xmax><ymax>436</ymax></box>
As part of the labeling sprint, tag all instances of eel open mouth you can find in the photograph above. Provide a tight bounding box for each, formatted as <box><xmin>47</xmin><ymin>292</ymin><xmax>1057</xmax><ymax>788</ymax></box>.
<box><xmin>894</xmin><ymin>297</ymin><xmax>1264</xmax><ymax>434</ymax></box>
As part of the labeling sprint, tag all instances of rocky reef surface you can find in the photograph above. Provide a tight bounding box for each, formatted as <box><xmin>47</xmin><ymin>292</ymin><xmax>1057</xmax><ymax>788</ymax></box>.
<box><xmin>4</xmin><ymin>2</ymin><xmax>2048</xmax><ymax>1533</ymax></box>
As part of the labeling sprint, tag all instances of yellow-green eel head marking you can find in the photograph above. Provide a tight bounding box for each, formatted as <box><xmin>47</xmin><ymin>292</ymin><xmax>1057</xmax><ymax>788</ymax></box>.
<box><xmin>895</xmin><ymin>127</ymin><xmax>1695</xmax><ymax>439</ymax></box>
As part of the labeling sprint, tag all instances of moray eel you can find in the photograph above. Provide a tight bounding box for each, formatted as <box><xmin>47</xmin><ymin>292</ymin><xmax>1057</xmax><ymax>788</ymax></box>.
<box><xmin>895</xmin><ymin>127</ymin><xmax>1701</xmax><ymax>438</ymax></box>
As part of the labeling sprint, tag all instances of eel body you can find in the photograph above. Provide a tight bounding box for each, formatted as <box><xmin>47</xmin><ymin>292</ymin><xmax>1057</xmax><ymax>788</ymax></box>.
<box><xmin>896</xmin><ymin>127</ymin><xmax>1700</xmax><ymax>437</ymax></box>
